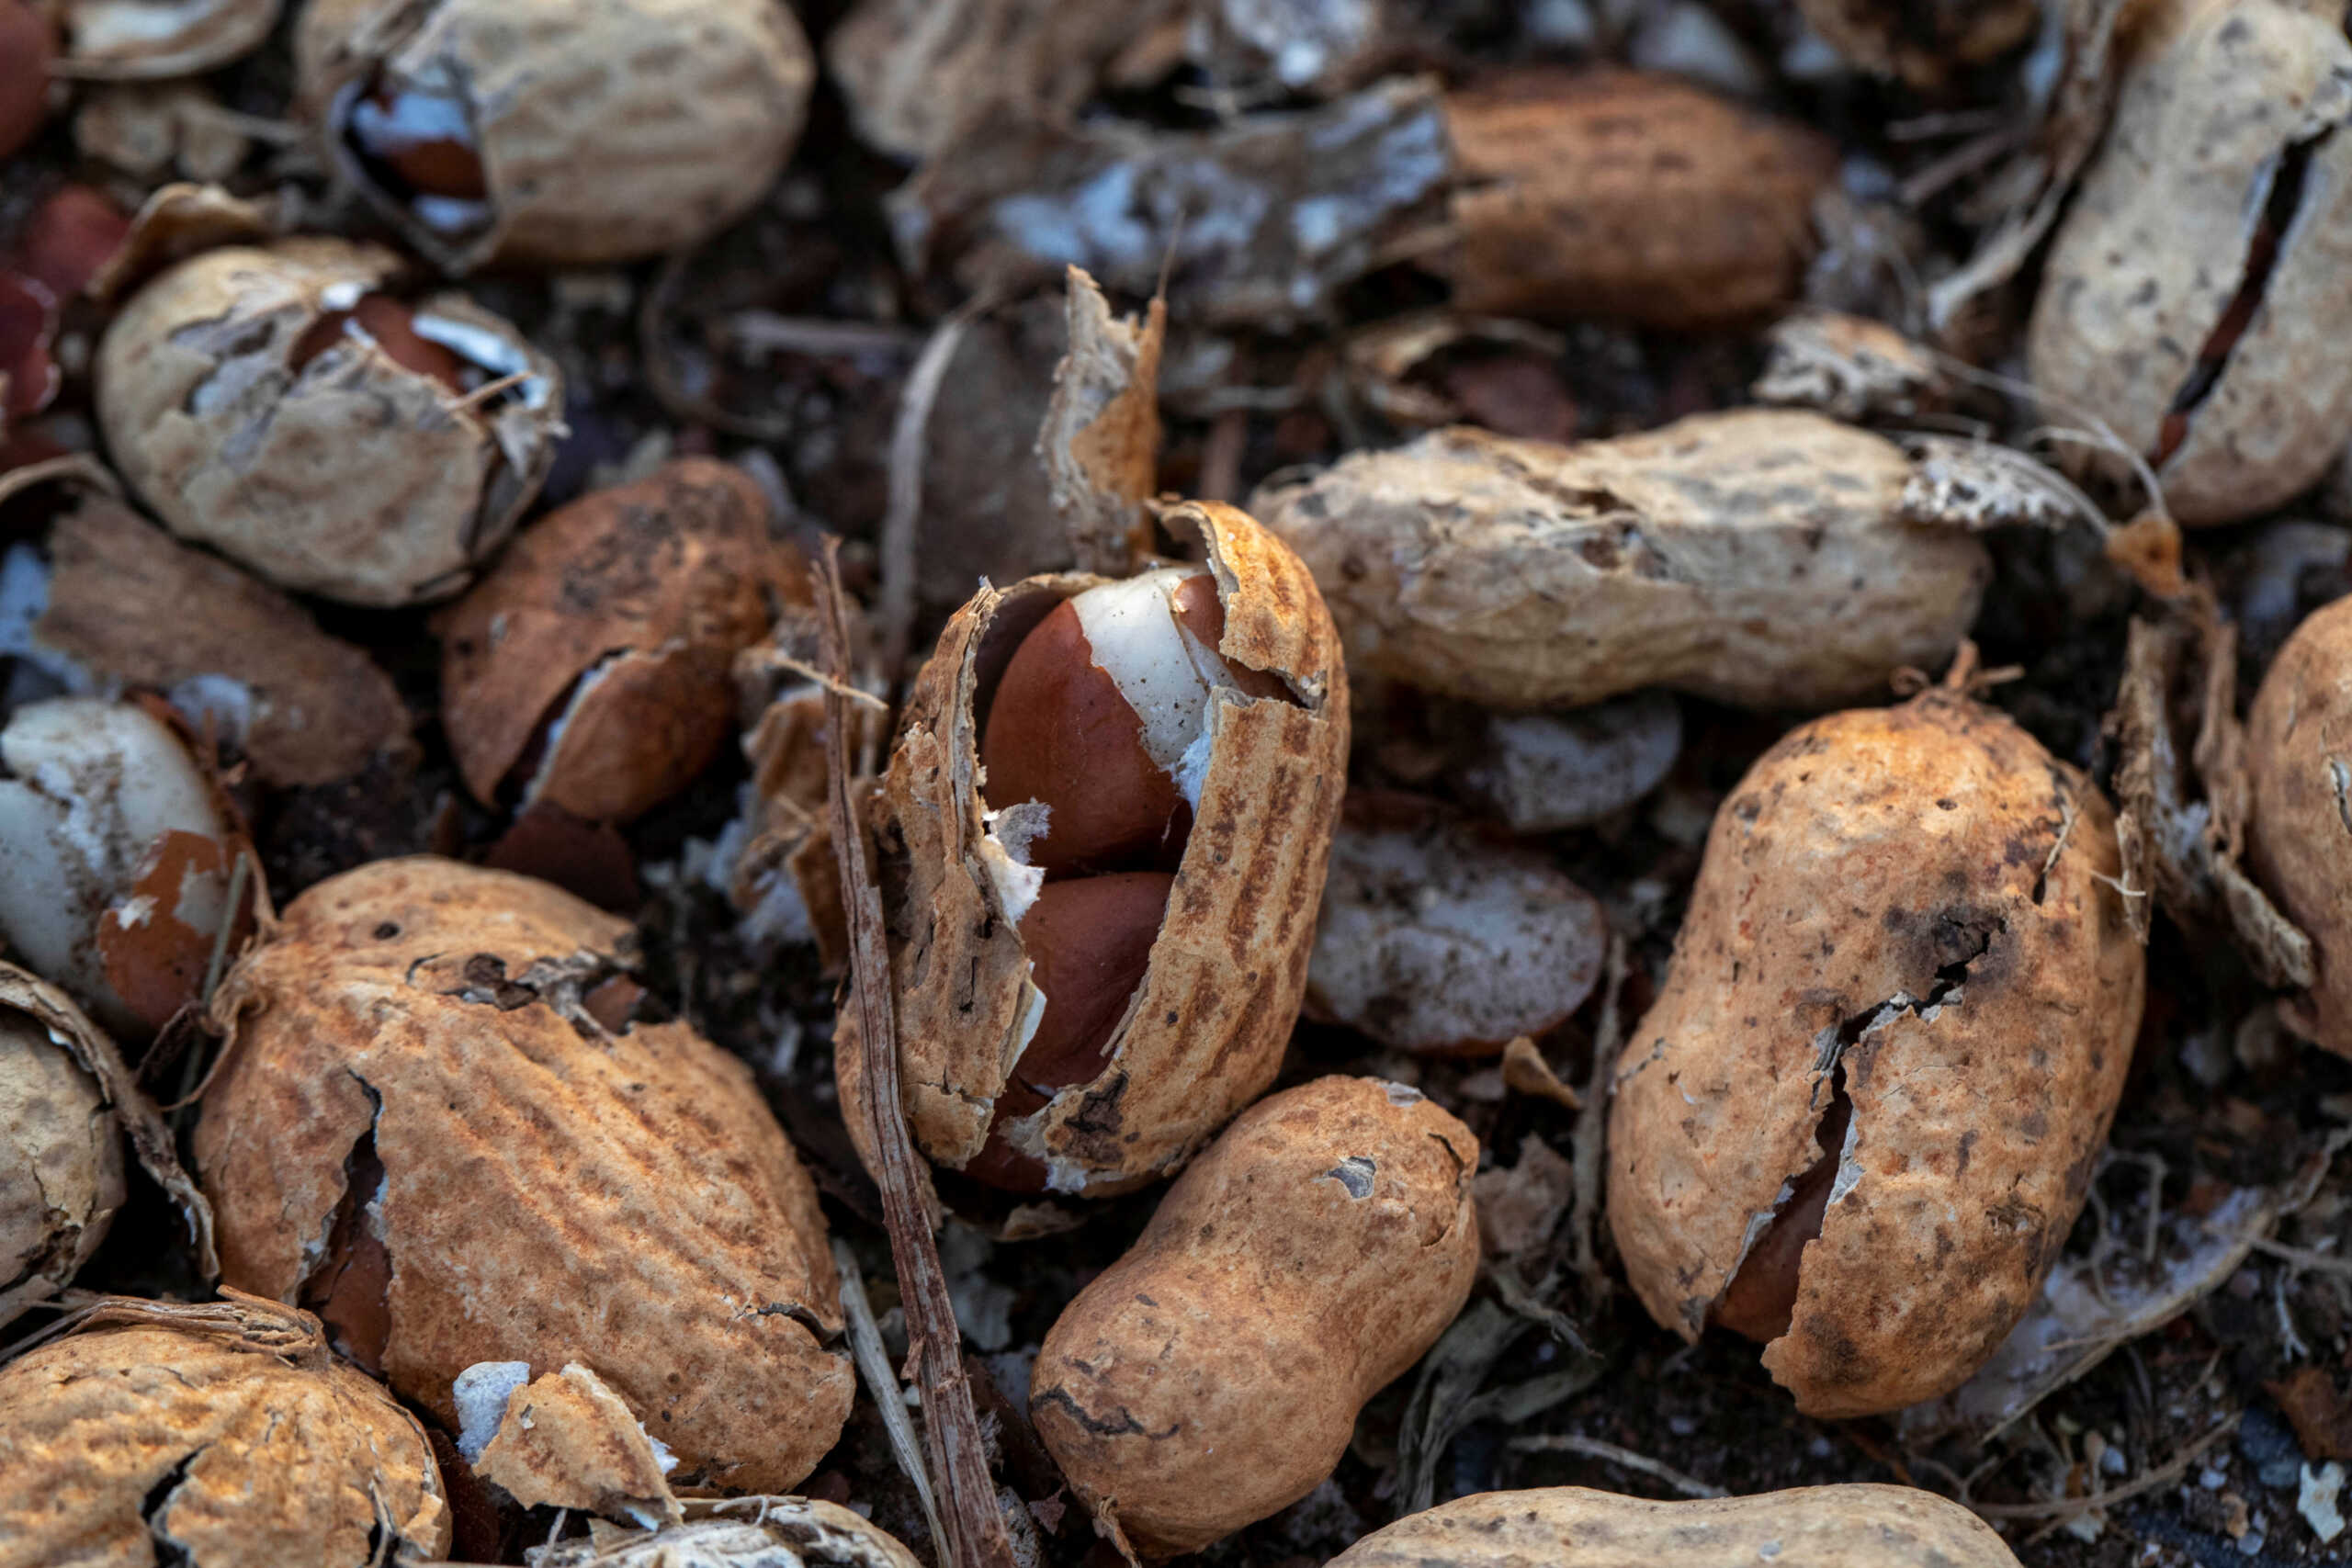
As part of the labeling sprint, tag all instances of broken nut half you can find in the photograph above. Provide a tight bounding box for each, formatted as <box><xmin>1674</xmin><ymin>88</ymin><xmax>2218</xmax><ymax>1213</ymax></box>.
<box><xmin>1606</xmin><ymin>683</ymin><xmax>2143</xmax><ymax>1416</ymax></box>
<box><xmin>95</xmin><ymin>238</ymin><xmax>562</xmax><ymax>605</ymax></box>
<box><xmin>842</xmin><ymin>501</ymin><xmax>1349</xmax><ymax>1197</ymax></box>
<box><xmin>296</xmin><ymin>0</ymin><xmax>816</xmax><ymax>273</ymax></box>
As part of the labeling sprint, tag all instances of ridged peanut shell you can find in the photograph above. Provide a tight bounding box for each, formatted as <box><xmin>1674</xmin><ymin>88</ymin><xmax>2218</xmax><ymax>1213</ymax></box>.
<box><xmin>94</xmin><ymin>239</ymin><xmax>560</xmax><ymax>605</ymax></box>
<box><xmin>1250</xmin><ymin>410</ymin><xmax>1990</xmax><ymax>712</ymax></box>
<box><xmin>1031</xmin><ymin>1076</ymin><xmax>1478</xmax><ymax>1555</ymax></box>
<box><xmin>1440</xmin><ymin>69</ymin><xmax>1836</xmax><ymax>329</ymax></box>
<box><xmin>0</xmin><ymin>984</ymin><xmax>125</xmax><ymax>1327</ymax></box>
<box><xmin>297</xmin><ymin>0</ymin><xmax>814</xmax><ymax>272</ymax></box>
<box><xmin>1607</xmin><ymin>691</ymin><xmax>2143</xmax><ymax>1416</ymax></box>
<box><xmin>0</xmin><ymin>1294</ymin><xmax>448</xmax><ymax>1568</ymax></box>
<box><xmin>2248</xmin><ymin>594</ymin><xmax>2352</xmax><ymax>1055</ymax></box>
<box><xmin>2027</xmin><ymin>0</ymin><xmax>2352</xmax><ymax>525</ymax></box>
<box><xmin>193</xmin><ymin>857</ymin><xmax>853</xmax><ymax>1492</ymax></box>
<box><xmin>1326</xmin><ymin>1483</ymin><xmax>2019</xmax><ymax>1568</ymax></box>
<box><xmin>845</xmin><ymin>501</ymin><xmax>1348</xmax><ymax>1195</ymax></box>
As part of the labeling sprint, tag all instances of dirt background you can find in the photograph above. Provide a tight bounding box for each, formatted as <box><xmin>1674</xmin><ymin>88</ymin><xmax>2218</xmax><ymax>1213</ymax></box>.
<box><xmin>6</xmin><ymin>3</ymin><xmax>2352</xmax><ymax>1566</ymax></box>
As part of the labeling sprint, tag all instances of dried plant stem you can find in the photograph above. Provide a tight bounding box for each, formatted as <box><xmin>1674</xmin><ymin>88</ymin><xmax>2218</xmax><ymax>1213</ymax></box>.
<box><xmin>1508</xmin><ymin>1434</ymin><xmax>1725</xmax><ymax>1498</ymax></box>
<box><xmin>817</xmin><ymin>539</ymin><xmax>1014</xmax><ymax>1568</ymax></box>
<box><xmin>832</xmin><ymin>1237</ymin><xmax>947</xmax><ymax>1551</ymax></box>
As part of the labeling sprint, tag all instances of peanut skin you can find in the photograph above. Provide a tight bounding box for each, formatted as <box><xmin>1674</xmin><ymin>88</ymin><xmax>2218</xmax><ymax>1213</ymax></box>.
<box><xmin>1029</xmin><ymin>1076</ymin><xmax>1478</xmax><ymax>1555</ymax></box>
<box><xmin>1326</xmin><ymin>1484</ymin><xmax>2021</xmax><ymax>1568</ymax></box>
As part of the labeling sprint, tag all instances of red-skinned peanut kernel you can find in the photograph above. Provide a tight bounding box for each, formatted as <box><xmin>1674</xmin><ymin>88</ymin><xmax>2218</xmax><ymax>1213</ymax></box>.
<box><xmin>0</xmin><ymin>4</ymin><xmax>53</xmax><ymax>164</ymax></box>
<box><xmin>289</xmin><ymin>294</ymin><xmax>469</xmax><ymax>394</ymax></box>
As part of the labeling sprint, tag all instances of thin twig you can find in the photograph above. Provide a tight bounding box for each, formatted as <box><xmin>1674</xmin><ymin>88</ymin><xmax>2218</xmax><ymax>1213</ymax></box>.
<box><xmin>1967</xmin><ymin>1415</ymin><xmax>2239</xmax><ymax>1522</ymax></box>
<box><xmin>1569</xmin><ymin>938</ymin><xmax>1627</xmax><ymax>1301</ymax></box>
<box><xmin>817</xmin><ymin>540</ymin><xmax>1014</xmax><ymax>1568</ymax></box>
<box><xmin>832</xmin><ymin>1237</ymin><xmax>947</xmax><ymax>1551</ymax></box>
<box><xmin>1509</xmin><ymin>1434</ymin><xmax>1725</xmax><ymax>1499</ymax></box>
<box><xmin>763</xmin><ymin>655</ymin><xmax>890</xmax><ymax>712</ymax></box>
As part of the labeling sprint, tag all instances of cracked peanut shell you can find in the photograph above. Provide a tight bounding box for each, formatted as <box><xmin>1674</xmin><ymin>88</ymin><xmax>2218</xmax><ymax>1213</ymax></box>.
<box><xmin>0</xmin><ymin>1292</ymin><xmax>448</xmax><ymax>1567</ymax></box>
<box><xmin>438</xmin><ymin>458</ymin><xmax>809</xmax><ymax>825</ymax></box>
<box><xmin>95</xmin><ymin>238</ymin><xmax>561</xmax><ymax>605</ymax></box>
<box><xmin>2027</xmin><ymin>0</ymin><xmax>2352</xmax><ymax>525</ymax></box>
<box><xmin>1031</xmin><ymin>1076</ymin><xmax>1478</xmax><ymax>1555</ymax></box>
<box><xmin>1607</xmin><ymin>687</ymin><xmax>2143</xmax><ymax>1416</ymax></box>
<box><xmin>2247</xmin><ymin>594</ymin><xmax>2352</xmax><ymax>1055</ymax></box>
<box><xmin>1248</xmin><ymin>410</ymin><xmax>1991</xmax><ymax>712</ymax></box>
<box><xmin>1326</xmin><ymin>1483</ymin><xmax>2019</xmax><ymax>1568</ymax></box>
<box><xmin>844</xmin><ymin>501</ymin><xmax>1348</xmax><ymax>1197</ymax></box>
<box><xmin>296</xmin><ymin>0</ymin><xmax>815</xmax><ymax>273</ymax></box>
<box><xmin>194</xmin><ymin>856</ymin><xmax>854</xmax><ymax>1493</ymax></box>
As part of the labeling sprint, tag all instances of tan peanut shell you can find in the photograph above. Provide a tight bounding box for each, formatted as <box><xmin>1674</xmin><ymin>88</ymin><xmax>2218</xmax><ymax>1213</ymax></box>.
<box><xmin>0</xmin><ymin>980</ymin><xmax>125</xmax><ymax>1327</ymax></box>
<box><xmin>1030</xmin><ymin>1076</ymin><xmax>1479</xmax><ymax>1555</ymax></box>
<box><xmin>1326</xmin><ymin>1484</ymin><xmax>2020</xmax><ymax>1568</ymax></box>
<box><xmin>58</xmin><ymin>0</ymin><xmax>280</xmax><ymax>80</ymax></box>
<box><xmin>297</xmin><ymin>0</ymin><xmax>815</xmax><ymax>273</ymax></box>
<box><xmin>1248</xmin><ymin>410</ymin><xmax>1991</xmax><ymax>712</ymax></box>
<box><xmin>437</xmin><ymin>458</ymin><xmax>808</xmax><ymax>824</ymax></box>
<box><xmin>2027</xmin><ymin>0</ymin><xmax>2352</xmax><ymax>525</ymax></box>
<box><xmin>94</xmin><ymin>239</ymin><xmax>560</xmax><ymax>605</ymax></box>
<box><xmin>0</xmin><ymin>1294</ymin><xmax>449</xmax><ymax>1568</ymax></box>
<box><xmin>1607</xmin><ymin>689</ymin><xmax>2143</xmax><ymax>1416</ymax></box>
<box><xmin>2247</xmin><ymin>594</ymin><xmax>2352</xmax><ymax>1055</ymax></box>
<box><xmin>845</xmin><ymin>501</ymin><xmax>1348</xmax><ymax>1196</ymax></box>
<box><xmin>1440</xmin><ymin>69</ymin><xmax>1836</xmax><ymax>329</ymax></box>
<box><xmin>194</xmin><ymin>857</ymin><xmax>854</xmax><ymax>1493</ymax></box>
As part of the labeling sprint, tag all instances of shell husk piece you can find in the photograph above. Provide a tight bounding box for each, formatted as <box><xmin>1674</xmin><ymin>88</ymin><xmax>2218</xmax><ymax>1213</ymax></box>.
<box><xmin>194</xmin><ymin>856</ymin><xmax>854</xmax><ymax>1493</ymax></box>
<box><xmin>1249</xmin><ymin>409</ymin><xmax>1991</xmax><ymax>712</ymax></box>
<box><xmin>94</xmin><ymin>239</ymin><xmax>562</xmax><ymax>606</ymax></box>
<box><xmin>855</xmin><ymin>501</ymin><xmax>1348</xmax><ymax>1195</ymax></box>
<box><xmin>0</xmin><ymin>1292</ymin><xmax>450</xmax><ymax>1568</ymax></box>
<box><xmin>1030</xmin><ymin>1076</ymin><xmax>1480</xmax><ymax>1555</ymax></box>
<box><xmin>0</xmin><ymin>964</ymin><xmax>215</xmax><ymax>1312</ymax></box>
<box><xmin>298</xmin><ymin>0</ymin><xmax>815</xmax><ymax>273</ymax></box>
<box><xmin>477</xmin><ymin>1362</ymin><xmax>684</xmax><ymax>1529</ymax></box>
<box><xmin>1607</xmin><ymin>693</ymin><xmax>2143</xmax><ymax>1416</ymax></box>
<box><xmin>1324</xmin><ymin>1483</ymin><xmax>2020</xmax><ymax>1568</ymax></box>
<box><xmin>56</xmin><ymin>0</ymin><xmax>281</xmax><ymax>81</ymax></box>
<box><xmin>526</xmin><ymin>1495</ymin><xmax>927</xmax><ymax>1568</ymax></box>
<box><xmin>2027</xmin><ymin>0</ymin><xmax>2352</xmax><ymax>525</ymax></box>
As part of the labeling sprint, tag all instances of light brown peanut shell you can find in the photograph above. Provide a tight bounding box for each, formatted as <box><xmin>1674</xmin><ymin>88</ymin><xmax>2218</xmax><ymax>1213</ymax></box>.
<box><xmin>2027</xmin><ymin>0</ymin><xmax>2352</xmax><ymax>525</ymax></box>
<box><xmin>194</xmin><ymin>857</ymin><xmax>854</xmax><ymax>1493</ymax></box>
<box><xmin>1325</xmin><ymin>1483</ymin><xmax>2019</xmax><ymax>1568</ymax></box>
<box><xmin>1248</xmin><ymin>410</ymin><xmax>1991</xmax><ymax>712</ymax></box>
<box><xmin>2247</xmin><ymin>594</ymin><xmax>2352</xmax><ymax>1055</ymax></box>
<box><xmin>1030</xmin><ymin>1076</ymin><xmax>1479</xmax><ymax>1556</ymax></box>
<box><xmin>843</xmin><ymin>501</ymin><xmax>1348</xmax><ymax>1196</ymax></box>
<box><xmin>1607</xmin><ymin>690</ymin><xmax>2143</xmax><ymax>1416</ymax></box>
<box><xmin>95</xmin><ymin>239</ymin><xmax>560</xmax><ymax>605</ymax></box>
<box><xmin>437</xmin><ymin>458</ymin><xmax>808</xmax><ymax>824</ymax></box>
<box><xmin>0</xmin><ymin>976</ymin><xmax>125</xmax><ymax>1328</ymax></box>
<box><xmin>1440</xmin><ymin>69</ymin><xmax>1836</xmax><ymax>329</ymax></box>
<box><xmin>56</xmin><ymin>0</ymin><xmax>280</xmax><ymax>80</ymax></box>
<box><xmin>0</xmin><ymin>1293</ymin><xmax>449</xmax><ymax>1568</ymax></box>
<box><xmin>297</xmin><ymin>0</ymin><xmax>815</xmax><ymax>273</ymax></box>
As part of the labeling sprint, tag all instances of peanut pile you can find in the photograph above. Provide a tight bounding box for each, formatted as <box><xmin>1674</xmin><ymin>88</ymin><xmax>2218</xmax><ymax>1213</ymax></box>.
<box><xmin>3</xmin><ymin>4</ymin><xmax>2351</xmax><ymax>1567</ymax></box>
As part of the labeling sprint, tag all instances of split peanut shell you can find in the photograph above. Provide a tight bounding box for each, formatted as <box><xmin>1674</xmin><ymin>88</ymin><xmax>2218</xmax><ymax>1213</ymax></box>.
<box><xmin>194</xmin><ymin>857</ymin><xmax>854</xmax><ymax>1493</ymax></box>
<box><xmin>1607</xmin><ymin>688</ymin><xmax>2143</xmax><ymax>1416</ymax></box>
<box><xmin>843</xmin><ymin>501</ymin><xmax>1348</xmax><ymax>1196</ymax></box>
<box><xmin>2248</xmin><ymin>595</ymin><xmax>2352</xmax><ymax>1055</ymax></box>
<box><xmin>0</xmin><ymin>1293</ymin><xmax>449</xmax><ymax>1567</ymax></box>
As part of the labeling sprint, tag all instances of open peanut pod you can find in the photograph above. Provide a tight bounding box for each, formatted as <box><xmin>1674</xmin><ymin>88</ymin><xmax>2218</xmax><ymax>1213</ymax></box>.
<box><xmin>842</xmin><ymin>501</ymin><xmax>1348</xmax><ymax>1198</ymax></box>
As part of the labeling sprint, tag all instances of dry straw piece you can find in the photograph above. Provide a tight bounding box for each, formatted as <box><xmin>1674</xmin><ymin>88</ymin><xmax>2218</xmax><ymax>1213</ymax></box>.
<box><xmin>296</xmin><ymin>0</ymin><xmax>815</xmax><ymax>272</ymax></box>
<box><xmin>843</xmin><ymin>500</ymin><xmax>1349</xmax><ymax>1196</ymax></box>
<box><xmin>1608</xmin><ymin>682</ymin><xmax>2144</xmax><ymax>1416</ymax></box>
<box><xmin>2028</xmin><ymin>0</ymin><xmax>2352</xmax><ymax>525</ymax></box>
<box><xmin>1250</xmin><ymin>409</ymin><xmax>1993</xmax><ymax>712</ymax></box>
<box><xmin>0</xmin><ymin>1292</ymin><xmax>449</xmax><ymax>1567</ymax></box>
<box><xmin>95</xmin><ymin>238</ymin><xmax>562</xmax><ymax>605</ymax></box>
<box><xmin>1324</xmin><ymin>1483</ymin><xmax>2021</xmax><ymax>1568</ymax></box>
<box><xmin>194</xmin><ymin>857</ymin><xmax>854</xmax><ymax>1494</ymax></box>
<box><xmin>1031</xmin><ymin>1076</ymin><xmax>1480</xmax><ymax>1555</ymax></box>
